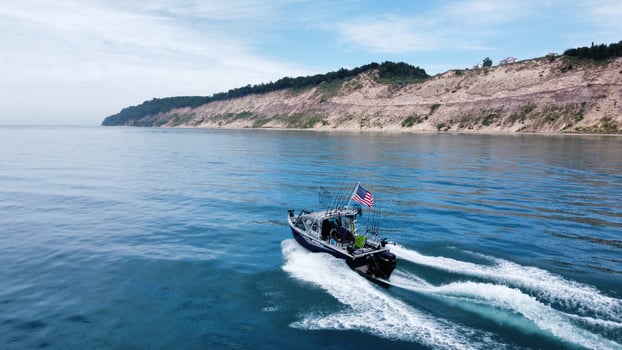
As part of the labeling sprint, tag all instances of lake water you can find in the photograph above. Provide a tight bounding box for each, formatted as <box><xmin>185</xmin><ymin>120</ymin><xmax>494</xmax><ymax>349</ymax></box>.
<box><xmin>0</xmin><ymin>126</ymin><xmax>621</xmax><ymax>349</ymax></box>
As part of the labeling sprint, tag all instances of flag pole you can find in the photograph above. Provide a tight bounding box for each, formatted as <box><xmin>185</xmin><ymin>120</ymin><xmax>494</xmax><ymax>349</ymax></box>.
<box><xmin>345</xmin><ymin>182</ymin><xmax>360</xmax><ymax>209</ymax></box>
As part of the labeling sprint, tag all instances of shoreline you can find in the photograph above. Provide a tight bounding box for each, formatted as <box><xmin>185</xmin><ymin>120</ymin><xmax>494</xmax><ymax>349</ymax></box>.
<box><xmin>164</xmin><ymin>125</ymin><xmax>622</xmax><ymax>137</ymax></box>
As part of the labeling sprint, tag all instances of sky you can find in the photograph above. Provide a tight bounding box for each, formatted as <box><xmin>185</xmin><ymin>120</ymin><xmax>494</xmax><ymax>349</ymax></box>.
<box><xmin>1</xmin><ymin>0</ymin><xmax>621</xmax><ymax>125</ymax></box>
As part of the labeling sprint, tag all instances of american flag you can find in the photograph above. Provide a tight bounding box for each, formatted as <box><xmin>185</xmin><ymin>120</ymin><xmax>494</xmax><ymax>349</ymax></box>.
<box><xmin>352</xmin><ymin>184</ymin><xmax>374</xmax><ymax>208</ymax></box>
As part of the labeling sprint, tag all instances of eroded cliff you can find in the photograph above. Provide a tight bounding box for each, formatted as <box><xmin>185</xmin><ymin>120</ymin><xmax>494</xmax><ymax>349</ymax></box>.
<box><xmin>108</xmin><ymin>56</ymin><xmax>622</xmax><ymax>134</ymax></box>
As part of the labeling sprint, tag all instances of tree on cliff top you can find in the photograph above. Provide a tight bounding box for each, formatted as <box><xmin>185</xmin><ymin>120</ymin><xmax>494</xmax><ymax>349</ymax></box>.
<box><xmin>102</xmin><ymin>61</ymin><xmax>429</xmax><ymax>126</ymax></box>
<box><xmin>563</xmin><ymin>40</ymin><xmax>622</xmax><ymax>60</ymax></box>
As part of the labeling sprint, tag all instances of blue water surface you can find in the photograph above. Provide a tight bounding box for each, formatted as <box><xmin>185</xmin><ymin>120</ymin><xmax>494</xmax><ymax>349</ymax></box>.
<box><xmin>0</xmin><ymin>126</ymin><xmax>621</xmax><ymax>349</ymax></box>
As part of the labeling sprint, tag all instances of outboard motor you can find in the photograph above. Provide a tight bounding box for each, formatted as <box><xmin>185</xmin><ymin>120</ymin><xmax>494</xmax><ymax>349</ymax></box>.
<box><xmin>376</xmin><ymin>251</ymin><xmax>397</xmax><ymax>279</ymax></box>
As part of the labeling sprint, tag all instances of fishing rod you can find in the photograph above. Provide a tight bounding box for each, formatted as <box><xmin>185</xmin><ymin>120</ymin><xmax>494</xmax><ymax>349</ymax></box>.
<box><xmin>331</xmin><ymin>177</ymin><xmax>350</xmax><ymax>211</ymax></box>
<box><xmin>331</xmin><ymin>179</ymin><xmax>344</xmax><ymax>211</ymax></box>
<box><xmin>318</xmin><ymin>186</ymin><xmax>331</xmax><ymax>211</ymax></box>
<box><xmin>373</xmin><ymin>202</ymin><xmax>382</xmax><ymax>242</ymax></box>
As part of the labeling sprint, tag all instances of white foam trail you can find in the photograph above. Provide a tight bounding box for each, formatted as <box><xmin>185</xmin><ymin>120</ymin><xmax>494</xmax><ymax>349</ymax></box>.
<box><xmin>564</xmin><ymin>313</ymin><xmax>622</xmax><ymax>330</ymax></box>
<box><xmin>281</xmin><ymin>239</ymin><xmax>502</xmax><ymax>350</ymax></box>
<box><xmin>391</xmin><ymin>244</ymin><xmax>622</xmax><ymax>322</ymax></box>
<box><xmin>391</xmin><ymin>269</ymin><xmax>434</xmax><ymax>289</ymax></box>
<box><xmin>390</xmin><ymin>269</ymin><xmax>622</xmax><ymax>348</ymax></box>
<box><xmin>423</xmin><ymin>281</ymin><xmax>621</xmax><ymax>350</ymax></box>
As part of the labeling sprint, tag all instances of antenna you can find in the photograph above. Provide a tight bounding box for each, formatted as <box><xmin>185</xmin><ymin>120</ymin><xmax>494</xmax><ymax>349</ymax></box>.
<box><xmin>369</xmin><ymin>200</ymin><xmax>381</xmax><ymax>242</ymax></box>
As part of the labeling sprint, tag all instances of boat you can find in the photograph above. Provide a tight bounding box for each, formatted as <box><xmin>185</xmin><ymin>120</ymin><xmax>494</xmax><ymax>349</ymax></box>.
<box><xmin>287</xmin><ymin>183</ymin><xmax>397</xmax><ymax>283</ymax></box>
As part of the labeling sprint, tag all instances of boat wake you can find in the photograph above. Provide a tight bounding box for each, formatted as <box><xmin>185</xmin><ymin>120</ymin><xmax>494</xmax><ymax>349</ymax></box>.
<box><xmin>281</xmin><ymin>239</ymin><xmax>622</xmax><ymax>349</ymax></box>
<box><xmin>281</xmin><ymin>239</ymin><xmax>501</xmax><ymax>349</ymax></box>
<box><xmin>390</xmin><ymin>244</ymin><xmax>622</xmax><ymax>323</ymax></box>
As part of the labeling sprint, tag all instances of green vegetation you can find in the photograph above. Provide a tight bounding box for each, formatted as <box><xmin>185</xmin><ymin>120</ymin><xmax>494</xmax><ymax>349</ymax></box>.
<box><xmin>430</xmin><ymin>103</ymin><xmax>441</xmax><ymax>114</ymax></box>
<box><xmin>508</xmin><ymin>103</ymin><xmax>537</xmax><ymax>125</ymax></box>
<box><xmin>457</xmin><ymin>114</ymin><xmax>475</xmax><ymax>129</ymax></box>
<box><xmin>102</xmin><ymin>96</ymin><xmax>211</xmax><ymax>126</ymax></box>
<box><xmin>575</xmin><ymin>102</ymin><xmax>587</xmax><ymax>122</ymax></box>
<box><xmin>170</xmin><ymin>113</ymin><xmax>195</xmax><ymax>125</ymax></box>
<box><xmin>359</xmin><ymin>116</ymin><xmax>370</xmax><ymax>129</ymax></box>
<box><xmin>544</xmin><ymin>112</ymin><xmax>559</xmax><ymax>123</ymax></box>
<box><xmin>482</xmin><ymin>57</ymin><xmax>492</xmax><ymax>67</ymax></box>
<box><xmin>564</xmin><ymin>40</ymin><xmax>622</xmax><ymax>60</ymax></box>
<box><xmin>436</xmin><ymin>122</ymin><xmax>449</xmax><ymax>131</ymax></box>
<box><xmin>601</xmin><ymin>117</ymin><xmax>619</xmax><ymax>132</ymax></box>
<box><xmin>375</xmin><ymin>61</ymin><xmax>429</xmax><ymax>84</ymax></box>
<box><xmin>559</xmin><ymin>40</ymin><xmax>621</xmax><ymax>73</ymax></box>
<box><xmin>252</xmin><ymin>117</ymin><xmax>272</xmax><ymax>128</ymax></box>
<box><xmin>102</xmin><ymin>61</ymin><xmax>429</xmax><ymax>126</ymax></box>
<box><xmin>576</xmin><ymin>117</ymin><xmax>620</xmax><ymax>133</ymax></box>
<box><xmin>271</xmin><ymin>112</ymin><xmax>325</xmax><ymax>129</ymax></box>
<box><xmin>401</xmin><ymin>104</ymin><xmax>440</xmax><ymax>128</ymax></box>
<box><xmin>560</xmin><ymin>60</ymin><xmax>573</xmax><ymax>73</ymax></box>
<box><xmin>212</xmin><ymin>111</ymin><xmax>256</xmax><ymax>124</ymax></box>
<box><xmin>401</xmin><ymin>115</ymin><xmax>423</xmax><ymax>127</ymax></box>
<box><xmin>482</xmin><ymin>112</ymin><xmax>500</xmax><ymax>126</ymax></box>
<box><xmin>316</xmin><ymin>78</ymin><xmax>348</xmax><ymax>98</ymax></box>
<box><xmin>522</xmin><ymin>102</ymin><xmax>536</xmax><ymax>115</ymax></box>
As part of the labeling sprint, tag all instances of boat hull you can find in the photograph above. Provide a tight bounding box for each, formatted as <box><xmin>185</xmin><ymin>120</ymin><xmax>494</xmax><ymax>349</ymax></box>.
<box><xmin>290</xmin><ymin>226</ymin><xmax>350</xmax><ymax>260</ymax></box>
<box><xmin>288</xmin><ymin>216</ymin><xmax>396</xmax><ymax>280</ymax></box>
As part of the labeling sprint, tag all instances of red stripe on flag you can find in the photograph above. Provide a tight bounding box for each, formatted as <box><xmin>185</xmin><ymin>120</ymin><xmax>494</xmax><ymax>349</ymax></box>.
<box><xmin>352</xmin><ymin>185</ymin><xmax>374</xmax><ymax>207</ymax></box>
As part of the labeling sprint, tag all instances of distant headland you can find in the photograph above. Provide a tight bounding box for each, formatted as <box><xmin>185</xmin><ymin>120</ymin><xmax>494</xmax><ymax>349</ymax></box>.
<box><xmin>102</xmin><ymin>41</ymin><xmax>622</xmax><ymax>134</ymax></box>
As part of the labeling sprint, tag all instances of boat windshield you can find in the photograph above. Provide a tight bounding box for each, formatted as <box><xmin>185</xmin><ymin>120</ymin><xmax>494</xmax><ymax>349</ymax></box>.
<box><xmin>294</xmin><ymin>218</ymin><xmax>307</xmax><ymax>231</ymax></box>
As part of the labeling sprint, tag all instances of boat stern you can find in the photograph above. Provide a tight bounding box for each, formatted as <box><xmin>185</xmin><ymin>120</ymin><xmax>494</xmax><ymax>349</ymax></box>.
<box><xmin>374</xmin><ymin>250</ymin><xmax>397</xmax><ymax>279</ymax></box>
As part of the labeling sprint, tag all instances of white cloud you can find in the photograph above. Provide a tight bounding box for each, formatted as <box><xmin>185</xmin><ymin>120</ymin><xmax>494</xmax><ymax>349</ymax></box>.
<box><xmin>589</xmin><ymin>1</ymin><xmax>622</xmax><ymax>33</ymax></box>
<box><xmin>442</xmin><ymin>0</ymin><xmax>532</xmax><ymax>25</ymax></box>
<box><xmin>338</xmin><ymin>16</ymin><xmax>440</xmax><ymax>53</ymax></box>
<box><xmin>0</xmin><ymin>0</ymin><xmax>309</xmax><ymax>125</ymax></box>
<box><xmin>137</xmin><ymin>0</ymin><xmax>282</xmax><ymax>20</ymax></box>
<box><xmin>558</xmin><ymin>1</ymin><xmax>622</xmax><ymax>47</ymax></box>
<box><xmin>336</xmin><ymin>0</ymin><xmax>544</xmax><ymax>55</ymax></box>
<box><xmin>591</xmin><ymin>1</ymin><xmax>622</xmax><ymax>16</ymax></box>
